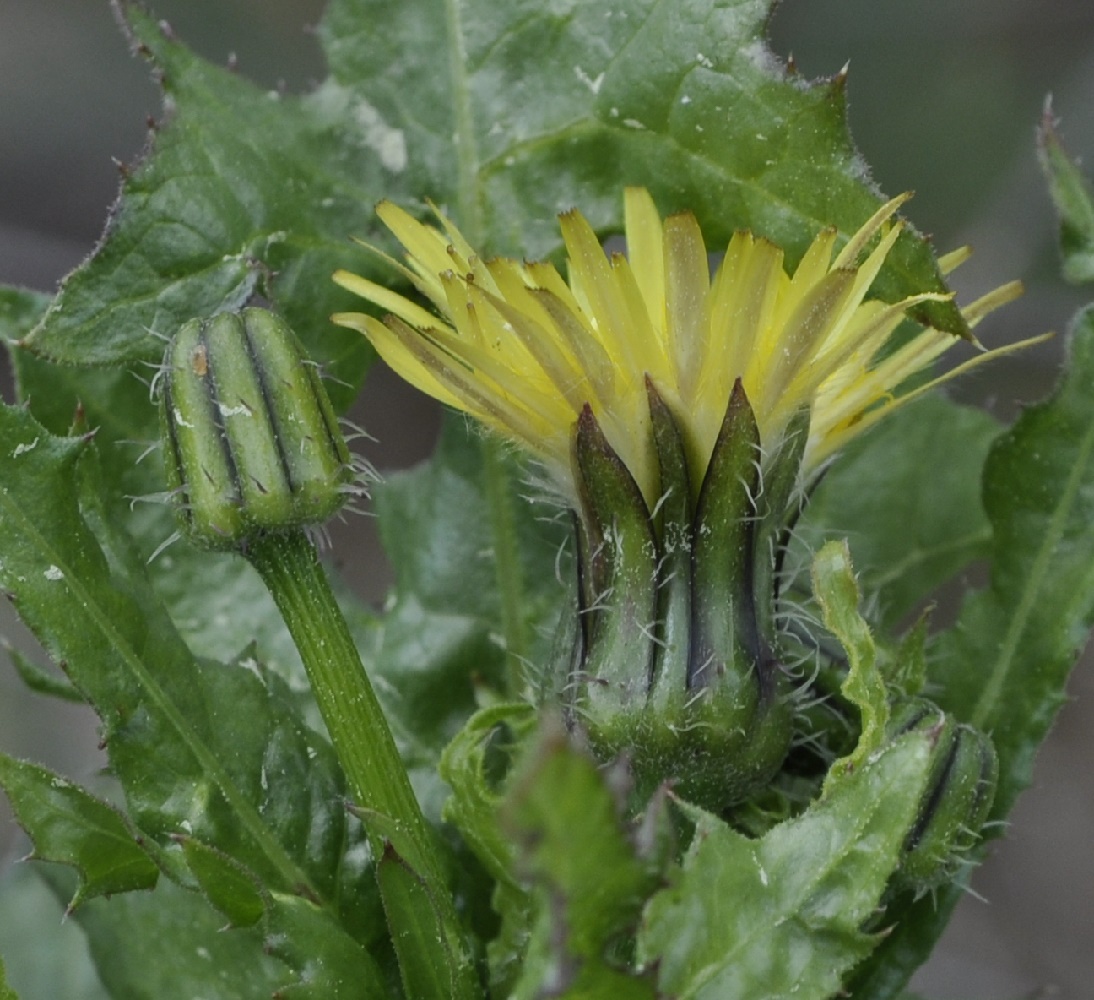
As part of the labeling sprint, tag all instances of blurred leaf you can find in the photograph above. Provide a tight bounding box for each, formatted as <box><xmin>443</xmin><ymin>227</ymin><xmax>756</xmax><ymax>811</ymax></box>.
<box><xmin>440</xmin><ymin>703</ymin><xmax>537</xmax><ymax>995</ymax></box>
<box><xmin>1039</xmin><ymin>110</ymin><xmax>1094</xmax><ymax>284</ymax></box>
<box><xmin>0</xmin><ymin>756</ymin><xmax>159</xmax><ymax>907</ymax></box>
<box><xmin>501</xmin><ymin>722</ymin><xmax>665</xmax><ymax>999</ymax></box>
<box><xmin>795</xmin><ymin>395</ymin><xmax>998</xmax><ymax>629</ymax></box>
<box><xmin>638</xmin><ymin>733</ymin><xmax>932</xmax><ymax>1000</ymax></box>
<box><xmin>0</xmin><ymin>866</ymin><xmax>108</xmax><ymax>1000</ymax></box>
<box><xmin>0</xmin><ymin>956</ymin><xmax>15</xmax><ymax>1000</ymax></box>
<box><xmin>0</xmin><ymin>288</ymin><xmax>49</xmax><ymax>343</ymax></box>
<box><xmin>370</xmin><ymin>417</ymin><xmax>567</xmax><ymax>769</ymax></box>
<box><xmin>854</xmin><ymin>308</ymin><xmax>1094</xmax><ymax>999</ymax></box>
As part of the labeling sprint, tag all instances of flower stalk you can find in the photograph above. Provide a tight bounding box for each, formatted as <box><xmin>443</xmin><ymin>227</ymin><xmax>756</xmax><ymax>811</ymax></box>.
<box><xmin>160</xmin><ymin>309</ymin><xmax>477</xmax><ymax>1000</ymax></box>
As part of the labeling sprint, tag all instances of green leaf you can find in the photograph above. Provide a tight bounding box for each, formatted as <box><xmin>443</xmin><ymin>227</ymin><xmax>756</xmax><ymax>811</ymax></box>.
<box><xmin>2</xmin><ymin>640</ymin><xmax>83</xmax><ymax>702</ymax></box>
<box><xmin>0</xmin><ymin>955</ymin><xmax>16</xmax><ymax>1000</ymax></box>
<box><xmin>178</xmin><ymin>837</ymin><xmax>266</xmax><ymax>928</ymax></box>
<box><xmin>855</xmin><ymin>307</ymin><xmax>1094</xmax><ymax>1000</ymax></box>
<box><xmin>322</xmin><ymin>0</ymin><xmax>964</xmax><ymax>334</ymax></box>
<box><xmin>24</xmin><ymin>5</ymin><xmax>371</xmax><ymax>403</ymax></box>
<box><xmin>795</xmin><ymin>395</ymin><xmax>998</xmax><ymax>630</ymax></box>
<box><xmin>638</xmin><ymin>732</ymin><xmax>933</xmax><ymax>1000</ymax></box>
<box><xmin>811</xmin><ymin>540</ymin><xmax>888</xmax><ymax>782</ymax></box>
<box><xmin>68</xmin><ymin>875</ymin><xmax>288</xmax><ymax>1000</ymax></box>
<box><xmin>26</xmin><ymin>0</ymin><xmax>964</xmax><ymax>386</ymax></box>
<box><xmin>179</xmin><ymin>838</ymin><xmax>391</xmax><ymax>996</ymax></box>
<box><xmin>933</xmin><ymin>308</ymin><xmax>1094</xmax><ymax>816</ymax></box>
<box><xmin>0</xmin><ymin>402</ymin><xmax>375</xmax><ymax>927</ymax></box>
<box><xmin>501</xmin><ymin>721</ymin><xmax>666</xmax><ymax>998</ymax></box>
<box><xmin>1038</xmin><ymin>110</ymin><xmax>1094</xmax><ymax>284</ymax></box>
<box><xmin>0</xmin><ymin>287</ymin><xmax>49</xmax><ymax>343</ymax></box>
<box><xmin>374</xmin><ymin>841</ymin><xmax>463</xmax><ymax>1000</ymax></box>
<box><xmin>0</xmin><ymin>756</ymin><xmax>159</xmax><ymax>907</ymax></box>
<box><xmin>371</xmin><ymin>417</ymin><xmax>567</xmax><ymax>764</ymax></box>
<box><xmin>262</xmin><ymin>894</ymin><xmax>393</xmax><ymax>999</ymax></box>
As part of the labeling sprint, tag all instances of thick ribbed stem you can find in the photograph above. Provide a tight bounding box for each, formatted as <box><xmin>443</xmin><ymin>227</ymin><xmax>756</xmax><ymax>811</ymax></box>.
<box><xmin>247</xmin><ymin>530</ymin><xmax>477</xmax><ymax>1000</ymax></box>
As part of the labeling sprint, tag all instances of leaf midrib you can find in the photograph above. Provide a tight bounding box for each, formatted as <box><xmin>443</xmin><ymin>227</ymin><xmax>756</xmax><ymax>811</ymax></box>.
<box><xmin>972</xmin><ymin>406</ymin><xmax>1094</xmax><ymax>729</ymax></box>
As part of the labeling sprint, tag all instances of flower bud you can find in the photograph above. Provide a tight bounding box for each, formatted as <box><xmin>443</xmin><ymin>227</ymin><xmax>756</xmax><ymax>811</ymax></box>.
<box><xmin>887</xmin><ymin>698</ymin><xmax>998</xmax><ymax>891</ymax></box>
<box><xmin>562</xmin><ymin>380</ymin><xmax>794</xmax><ymax>811</ymax></box>
<box><xmin>160</xmin><ymin>309</ymin><xmax>352</xmax><ymax>549</ymax></box>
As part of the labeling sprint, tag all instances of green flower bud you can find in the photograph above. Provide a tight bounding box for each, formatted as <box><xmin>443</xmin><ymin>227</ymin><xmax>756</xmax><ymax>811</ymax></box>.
<box><xmin>887</xmin><ymin>697</ymin><xmax>999</xmax><ymax>892</ymax></box>
<box><xmin>160</xmin><ymin>309</ymin><xmax>353</xmax><ymax>549</ymax></box>
<box><xmin>560</xmin><ymin>379</ymin><xmax>796</xmax><ymax>811</ymax></box>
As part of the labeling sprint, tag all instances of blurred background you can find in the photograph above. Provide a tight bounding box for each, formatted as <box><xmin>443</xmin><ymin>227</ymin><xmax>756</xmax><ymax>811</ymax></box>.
<box><xmin>1</xmin><ymin>1</ymin><xmax>1092</xmax><ymax>996</ymax></box>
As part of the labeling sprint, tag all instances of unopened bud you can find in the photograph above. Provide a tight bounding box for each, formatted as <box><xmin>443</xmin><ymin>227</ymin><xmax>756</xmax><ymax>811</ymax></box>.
<box><xmin>160</xmin><ymin>309</ymin><xmax>352</xmax><ymax>549</ymax></box>
<box><xmin>887</xmin><ymin>698</ymin><xmax>998</xmax><ymax>891</ymax></box>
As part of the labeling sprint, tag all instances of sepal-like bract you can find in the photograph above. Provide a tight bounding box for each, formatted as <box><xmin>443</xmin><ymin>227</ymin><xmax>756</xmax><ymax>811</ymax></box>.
<box><xmin>565</xmin><ymin>380</ymin><xmax>793</xmax><ymax>809</ymax></box>
<box><xmin>160</xmin><ymin>308</ymin><xmax>352</xmax><ymax>549</ymax></box>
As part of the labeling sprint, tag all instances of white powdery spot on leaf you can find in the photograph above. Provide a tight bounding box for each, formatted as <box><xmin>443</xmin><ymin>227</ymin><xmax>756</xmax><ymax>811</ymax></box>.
<box><xmin>44</xmin><ymin>565</ymin><xmax>64</xmax><ymax>581</ymax></box>
<box><xmin>573</xmin><ymin>65</ymin><xmax>605</xmax><ymax>95</ymax></box>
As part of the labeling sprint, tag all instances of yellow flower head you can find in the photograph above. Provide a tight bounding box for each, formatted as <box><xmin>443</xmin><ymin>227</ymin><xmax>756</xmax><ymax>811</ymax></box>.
<box><xmin>332</xmin><ymin>190</ymin><xmax>1030</xmax><ymax>506</ymax></box>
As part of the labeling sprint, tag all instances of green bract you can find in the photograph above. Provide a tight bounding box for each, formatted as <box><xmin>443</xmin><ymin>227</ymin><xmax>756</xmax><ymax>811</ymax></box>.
<box><xmin>160</xmin><ymin>308</ymin><xmax>353</xmax><ymax>549</ymax></box>
<box><xmin>558</xmin><ymin>381</ymin><xmax>798</xmax><ymax>810</ymax></box>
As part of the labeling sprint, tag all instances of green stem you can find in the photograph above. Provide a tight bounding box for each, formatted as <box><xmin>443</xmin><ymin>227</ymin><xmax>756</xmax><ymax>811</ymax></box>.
<box><xmin>480</xmin><ymin>436</ymin><xmax>529</xmax><ymax>696</ymax></box>
<box><xmin>247</xmin><ymin>530</ymin><xmax>478</xmax><ymax>1000</ymax></box>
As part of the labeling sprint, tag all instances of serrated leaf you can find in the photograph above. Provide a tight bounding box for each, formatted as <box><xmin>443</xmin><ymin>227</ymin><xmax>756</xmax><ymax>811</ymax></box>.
<box><xmin>27</xmin><ymin>0</ymin><xmax>963</xmax><ymax>387</ymax></box>
<box><xmin>322</xmin><ymin>0</ymin><xmax>963</xmax><ymax>334</ymax></box>
<box><xmin>1038</xmin><ymin>111</ymin><xmax>1094</xmax><ymax>284</ymax></box>
<box><xmin>0</xmin><ymin>403</ymin><xmax>374</xmax><ymax>929</ymax></box>
<box><xmin>24</xmin><ymin>4</ymin><xmax>372</xmax><ymax>401</ymax></box>
<box><xmin>811</xmin><ymin>541</ymin><xmax>888</xmax><ymax>781</ymax></box>
<box><xmin>2</xmin><ymin>641</ymin><xmax>83</xmax><ymax>702</ymax></box>
<box><xmin>795</xmin><ymin>395</ymin><xmax>998</xmax><ymax>629</ymax></box>
<box><xmin>854</xmin><ymin>307</ymin><xmax>1094</xmax><ymax>1000</ymax></box>
<box><xmin>638</xmin><ymin>733</ymin><xmax>933</xmax><ymax>1000</ymax></box>
<box><xmin>0</xmin><ymin>756</ymin><xmax>159</xmax><ymax>907</ymax></box>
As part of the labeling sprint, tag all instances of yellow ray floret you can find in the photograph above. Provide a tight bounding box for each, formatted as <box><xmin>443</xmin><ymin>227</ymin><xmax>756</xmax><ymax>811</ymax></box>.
<box><xmin>332</xmin><ymin>190</ymin><xmax>1044</xmax><ymax>504</ymax></box>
